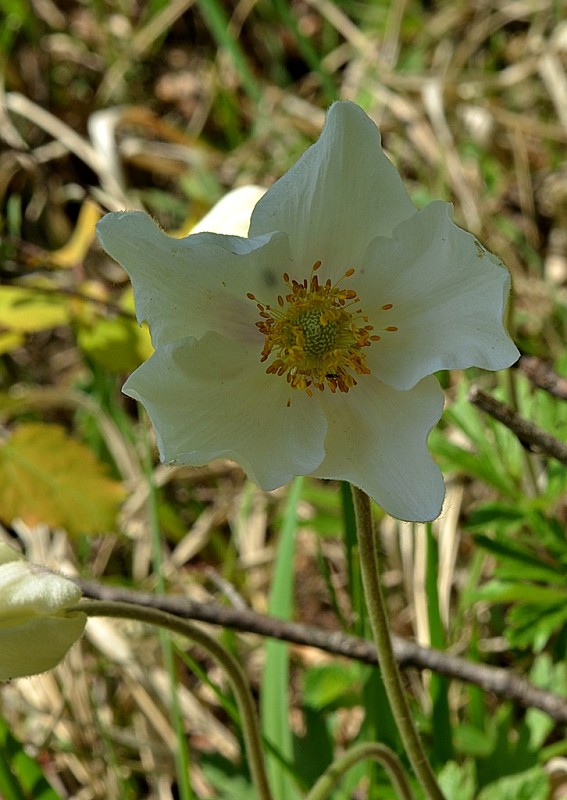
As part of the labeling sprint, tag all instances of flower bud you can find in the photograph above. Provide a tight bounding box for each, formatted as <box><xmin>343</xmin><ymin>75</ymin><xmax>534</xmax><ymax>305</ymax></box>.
<box><xmin>0</xmin><ymin>543</ymin><xmax>86</xmax><ymax>680</ymax></box>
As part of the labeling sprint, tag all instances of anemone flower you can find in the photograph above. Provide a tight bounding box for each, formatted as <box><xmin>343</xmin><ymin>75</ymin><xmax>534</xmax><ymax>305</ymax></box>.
<box><xmin>97</xmin><ymin>102</ymin><xmax>518</xmax><ymax>521</ymax></box>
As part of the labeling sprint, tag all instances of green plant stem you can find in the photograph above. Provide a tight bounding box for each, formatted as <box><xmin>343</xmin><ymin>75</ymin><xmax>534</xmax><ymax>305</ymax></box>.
<box><xmin>351</xmin><ymin>486</ymin><xmax>446</xmax><ymax>800</ymax></box>
<box><xmin>305</xmin><ymin>742</ymin><xmax>414</xmax><ymax>800</ymax></box>
<box><xmin>143</xmin><ymin>420</ymin><xmax>193</xmax><ymax>800</ymax></box>
<box><xmin>74</xmin><ymin>600</ymin><xmax>273</xmax><ymax>800</ymax></box>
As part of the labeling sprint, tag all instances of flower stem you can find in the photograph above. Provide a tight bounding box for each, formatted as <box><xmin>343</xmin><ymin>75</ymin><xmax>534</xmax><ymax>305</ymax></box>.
<box><xmin>350</xmin><ymin>486</ymin><xmax>446</xmax><ymax>800</ymax></box>
<box><xmin>305</xmin><ymin>742</ymin><xmax>414</xmax><ymax>800</ymax></box>
<box><xmin>75</xmin><ymin>600</ymin><xmax>273</xmax><ymax>800</ymax></box>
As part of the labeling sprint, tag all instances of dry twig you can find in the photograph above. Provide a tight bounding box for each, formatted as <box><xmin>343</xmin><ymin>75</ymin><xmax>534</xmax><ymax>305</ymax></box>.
<box><xmin>517</xmin><ymin>355</ymin><xmax>567</xmax><ymax>401</ymax></box>
<box><xmin>469</xmin><ymin>386</ymin><xmax>567</xmax><ymax>466</ymax></box>
<box><xmin>77</xmin><ymin>579</ymin><xmax>567</xmax><ymax>724</ymax></box>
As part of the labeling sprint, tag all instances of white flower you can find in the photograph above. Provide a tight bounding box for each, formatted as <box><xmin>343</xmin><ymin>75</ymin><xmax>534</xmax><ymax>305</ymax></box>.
<box><xmin>0</xmin><ymin>543</ymin><xmax>85</xmax><ymax>680</ymax></box>
<box><xmin>97</xmin><ymin>102</ymin><xmax>519</xmax><ymax>522</ymax></box>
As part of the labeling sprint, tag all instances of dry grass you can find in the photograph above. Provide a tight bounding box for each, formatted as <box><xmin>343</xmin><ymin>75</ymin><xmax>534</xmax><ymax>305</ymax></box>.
<box><xmin>1</xmin><ymin>0</ymin><xmax>567</xmax><ymax>797</ymax></box>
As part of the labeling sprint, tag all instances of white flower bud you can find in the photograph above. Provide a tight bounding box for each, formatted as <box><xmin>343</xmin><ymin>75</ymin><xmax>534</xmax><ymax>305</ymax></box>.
<box><xmin>0</xmin><ymin>543</ymin><xmax>85</xmax><ymax>681</ymax></box>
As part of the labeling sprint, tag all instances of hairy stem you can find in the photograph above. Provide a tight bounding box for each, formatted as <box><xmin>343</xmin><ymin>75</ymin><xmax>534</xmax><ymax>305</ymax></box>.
<box><xmin>351</xmin><ymin>486</ymin><xmax>445</xmax><ymax>800</ymax></box>
<box><xmin>74</xmin><ymin>600</ymin><xmax>273</xmax><ymax>800</ymax></box>
<box><xmin>305</xmin><ymin>742</ymin><xmax>414</xmax><ymax>800</ymax></box>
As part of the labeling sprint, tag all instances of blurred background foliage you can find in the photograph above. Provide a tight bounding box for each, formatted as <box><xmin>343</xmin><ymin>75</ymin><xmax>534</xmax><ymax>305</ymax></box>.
<box><xmin>1</xmin><ymin>0</ymin><xmax>567</xmax><ymax>798</ymax></box>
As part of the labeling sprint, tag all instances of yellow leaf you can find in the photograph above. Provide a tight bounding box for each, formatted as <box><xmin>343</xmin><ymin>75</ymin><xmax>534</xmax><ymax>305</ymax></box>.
<box><xmin>48</xmin><ymin>199</ymin><xmax>102</xmax><ymax>269</ymax></box>
<box><xmin>0</xmin><ymin>285</ymin><xmax>69</xmax><ymax>332</ymax></box>
<box><xmin>0</xmin><ymin>331</ymin><xmax>24</xmax><ymax>355</ymax></box>
<box><xmin>0</xmin><ymin>423</ymin><xmax>125</xmax><ymax>535</ymax></box>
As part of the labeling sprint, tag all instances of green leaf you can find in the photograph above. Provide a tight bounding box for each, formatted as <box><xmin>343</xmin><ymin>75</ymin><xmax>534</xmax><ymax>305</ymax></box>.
<box><xmin>454</xmin><ymin>724</ymin><xmax>495</xmax><ymax>757</ymax></box>
<box><xmin>465</xmin><ymin>502</ymin><xmax>526</xmax><ymax>530</ymax></box>
<box><xmin>303</xmin><ymin>662</ymin><xmax>360</xmax><ymax>711</ymax></box>
<box><xmin>473</xmin><ymin>581</ymin><xmax>567</xmax><ymax>605</ymax></box>
<box><xmin>438</xmin><ymin>760</ymin><xmax>476</xmax><ymax>800</ymax></box>
<box><xmin>200</xmin><ymin>752</ymin><xmax>256</xmax><ymax>800</ymax></box>
<box><xmin>0</xmin><ymin>715</ymin><xmax>62</xmax><ymax>800</ymax></box>
<box><xmin>506</xmin><ymin>602</ymin><xmax>567</xmax><ymax>651</ymax></box>
<box><xmin>77</xmin><ymin>315</ymin><xmax>152</xmax><ymax>373</ymax></box>
<box><xmin>0</xmin><ymin>423</ymin><xmax>125</xmax><ymax>535</ymax></box>
<box><xmin>472</xmin><ymin>534</ymin><xmax>565</xmax><ymax>585</ymax></box>
<box><xmin>432</xmin><ymin>437</ymin><xmax>519</xmax><ymax>499</ymax></box>
<box><xmin>476</xmin><ymin>767</ymin><xmax>549</xmax><ymax>800</ymax></box>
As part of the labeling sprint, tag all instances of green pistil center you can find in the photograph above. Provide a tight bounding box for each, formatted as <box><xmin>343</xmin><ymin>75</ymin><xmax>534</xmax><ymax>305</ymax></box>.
<box><xmin>298</xmin><ymin>310</ymin><xmax>339</xmax><ymax>357</ymax></box>
<box><xmin>247</xmin><ymin>261</ymin><xmax>396</xmax><ymax>398</ymax></box>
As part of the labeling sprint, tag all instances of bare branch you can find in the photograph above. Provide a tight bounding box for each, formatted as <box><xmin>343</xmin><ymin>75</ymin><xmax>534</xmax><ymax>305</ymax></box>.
<box><xmin>517</xmin><ymin>355</ymin><xmax>567</xmax><ymax>401</ymax></box>
<box><xmin>77</xmin><ymin>579</ymin><xmax>567</xmax><ymax>724</ymax></box>
<box><xmin>468</xmin><ymin>386</ymin><xmax>567</xmax><ymax>466</ymax></box>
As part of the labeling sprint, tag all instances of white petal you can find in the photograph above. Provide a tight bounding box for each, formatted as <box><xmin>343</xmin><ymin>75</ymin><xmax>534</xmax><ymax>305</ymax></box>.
<box><xmin>358</xmin><ymin>202</ymin><xmax>519</xmax><ymax>390</ymax></box>
<box><xmin>0</xmin><ymin>614</ymin><xmax>86</xmax><ymax>681</ymax></box>
<box><xmin>0</xmin><ymin>559</ymin><xmax>85</xmax><ymax>680</ymax></box>
<box><xmin>0</xmin><ymin>562</ymin><xmax>82</xmax><ymax>619</ymax></box>
<box><xmin>312</xmin><ymin>375</ymin><xmax>446</xmax><ymax>522</ymax></box>
<box><xmin>191</xmin><ymin>185</ymin><xmax>266</xmax><ymax>236</ymax></box>
<box><xmin>97</xmin><ymin>211</ymin><xmax>293</xmax><ymax>347</ymax></box>
<box><xmin>123</xmin><ymin>332</ymin><xmax>327</xmax><ymax>489</ymax></box>
<box><xmin>249</xmin><ymin>102</ymin><xmax>416</xmax><ymax>280</ymax></box>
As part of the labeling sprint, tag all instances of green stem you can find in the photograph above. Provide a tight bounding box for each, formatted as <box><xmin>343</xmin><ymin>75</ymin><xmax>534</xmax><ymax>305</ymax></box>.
<box><xmin>305</xmin><ymin>742</ymin><xmax>414</xmax><ymax>800</ymax></box>
<box><xmin>351</xmin><ymin>486</ymin><xmax>446</xmax><ymax>800</ymax></box>
<box><xmin>74</xmin><ymin>600</ymin><xmax>273</xmax><ymax>800</ymax></box>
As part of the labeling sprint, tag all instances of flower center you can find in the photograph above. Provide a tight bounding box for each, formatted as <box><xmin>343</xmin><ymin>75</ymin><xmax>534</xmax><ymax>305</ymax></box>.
<box><xmin>248</xmin><ymin>261</ymin><xmax>392</xmax><ymax>398</ymax></box>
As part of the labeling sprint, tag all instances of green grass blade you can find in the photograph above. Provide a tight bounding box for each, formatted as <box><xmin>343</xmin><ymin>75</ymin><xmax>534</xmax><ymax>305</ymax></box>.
<box><xmin>261</xmin><ymin>477</ymin><xmax>304</xmax><ymax>799</ymax></box>
<box><xmin>425</xmin><ymin>523</ymin><xmax>453</xmax><ymax>763</ymax></box>
<box><xmin>197</xmin><ymin>0</ymin><xmax>262</xmax><ymax>102</ymax></box>
<box><xmin>341</xmin><ymin>482</ymin><xmax>365</xmax><ymax>637</ymax></box>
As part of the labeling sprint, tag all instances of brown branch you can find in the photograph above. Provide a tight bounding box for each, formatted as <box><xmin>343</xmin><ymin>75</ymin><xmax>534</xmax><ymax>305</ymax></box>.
<box><xmin>468</xmin><ymin>386</ymin><xmax>567</xmax><ymax>466</ymax></box>
<box><xmin>517</xmin><ymin>355</ymin><xmax>567</xmax><ymax>401</ymax></box>
<box><xmin>76</xmin><ymin>579</ymin><xmax>567</xmax><ymax>724</ymax></box>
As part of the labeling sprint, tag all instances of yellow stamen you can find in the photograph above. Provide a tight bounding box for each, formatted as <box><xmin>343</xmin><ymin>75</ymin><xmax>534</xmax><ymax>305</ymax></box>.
<box><xmin>248</xmin><ymin>262</ymin><xmax>398</xmax><ymax>397</ymax></box>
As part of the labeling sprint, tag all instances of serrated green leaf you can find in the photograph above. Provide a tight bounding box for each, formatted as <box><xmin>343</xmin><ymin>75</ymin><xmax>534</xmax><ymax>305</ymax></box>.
<box><xmin>476</xmin><ymin>766</ymin><xmax>548</xmax><ymax>800</ymax></box>
<box><xmin>465</xmin><ymin>502</ymin><xmax>525</xmax><ymax>529</ymax></box>
<box><xmin>0</xmin><ymin>423</ymin><xmax>124</xmax><ymax>535</ymax></box>
<box><xmin>506</xmin><ymin>602</ymin><xmax>567</xmax><ymax>651</ymax></box>
<box><xmin>474</xmin><ymin>581</ymin><xmax>567</xmax><ymax>605</ymax></box>
<box><xmin>494</xmin><ymin>561</ymin><xmax>566</xmax><ymax>585</ymax></box>
<box><xmin>432</xmin><ymin>437</ymin><xmax>519</xmax><ymax>499</ymax></box>
<box><xmin>472</xmin><ymin>534</ymin><xmax>565</xmax><ymax>584</ymax></box>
